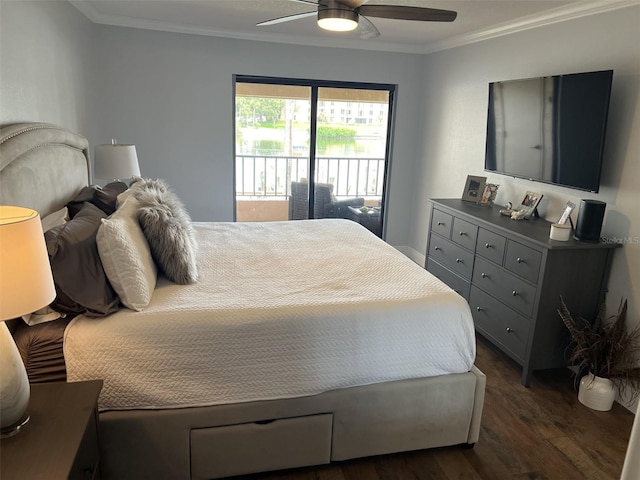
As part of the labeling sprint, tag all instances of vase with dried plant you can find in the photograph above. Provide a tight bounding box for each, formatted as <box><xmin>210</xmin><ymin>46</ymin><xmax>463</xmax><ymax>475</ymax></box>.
<box><xmin>558</xmin><ymin>297</ymin><xmax>640</xmax><ymax>411</ymax></box>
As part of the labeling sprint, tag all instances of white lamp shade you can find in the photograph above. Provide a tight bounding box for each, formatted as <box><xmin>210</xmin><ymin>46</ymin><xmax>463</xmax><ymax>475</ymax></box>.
<box><xmin>0</xmin><ymin>206</ymin><xmax>56</xmax><ymax>321</ymax></box>
<box><xmin>1</xmin><ymin>205</ymin><xmax>55</xmax><ymax>434</ymax></box>
<box><xmin>94</xmin><ymin>143</ymin><xmax>141</xmax><ymax>180</ymax></box>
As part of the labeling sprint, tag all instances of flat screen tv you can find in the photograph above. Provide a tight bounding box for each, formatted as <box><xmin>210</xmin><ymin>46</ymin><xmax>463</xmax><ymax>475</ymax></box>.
<box><xmin>484</xmin><ymin>70</ymin><xmax>613</xmax><ymax>193</ymax></box>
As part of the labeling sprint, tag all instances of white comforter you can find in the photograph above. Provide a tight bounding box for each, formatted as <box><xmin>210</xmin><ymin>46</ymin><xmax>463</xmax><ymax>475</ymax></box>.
<box><xmin>65</xmin><ymin>219</ymin><xmax>475</xmax><ymax>411</ymax></box>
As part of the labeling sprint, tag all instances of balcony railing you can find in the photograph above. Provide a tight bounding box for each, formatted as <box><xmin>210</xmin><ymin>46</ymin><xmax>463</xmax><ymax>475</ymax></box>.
<box><xmin>236</xmin><ymin>155</ymin><xmax>385</xmax><ymax>199</ymax></box>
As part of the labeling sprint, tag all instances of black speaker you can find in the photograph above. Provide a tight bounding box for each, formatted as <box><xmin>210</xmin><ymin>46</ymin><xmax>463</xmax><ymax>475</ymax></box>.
<box><xmin>574</xmin><ymin>199</ymin><xmax>606</xmax><ymax>242</ymax></box>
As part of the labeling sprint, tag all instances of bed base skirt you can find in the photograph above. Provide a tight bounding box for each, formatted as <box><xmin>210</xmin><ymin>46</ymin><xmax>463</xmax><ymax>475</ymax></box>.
<box><xmin>98</xmin><ymin>366</ymin><xmax>485</xmax><ymax>479</ymax></box>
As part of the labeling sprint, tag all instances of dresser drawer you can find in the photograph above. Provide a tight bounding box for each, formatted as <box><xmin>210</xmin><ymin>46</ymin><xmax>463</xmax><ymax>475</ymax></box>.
<box><xmin>505</xmin><ymin>241</ymin><xmax>542</xmax><ymax>284</ymax></box>
<box><xmin>428</xmin><ymin>234</ymin><xmax>474</xmax><ymax>280</ymax></box>
<box><xmin>431</xmin><ymin>209</ymin><xmax>453</xmax><ymax>238</ymax></box>
<box><xmin>476</xmin><ymin>228</ymin><xmax>506</xmax><ymax>265</ymax></box>
<box><xmin>451</xmin><ymin>217</ymin><xmax>478</xmax><ymax>251</ymax></box>
<box><xmin>472</xmin><ymin>256</ymin><xmax>536</xmax><ymax>317</ymax></box>
<box><xmin>426</xmin><ymin>258</ymin><xmax>470</xmax><ymax>300</ymax></box>
<box><xmin>470</xmin><ymin>286</ymin><xmax>530</xmax><ymax>363</ymax></box>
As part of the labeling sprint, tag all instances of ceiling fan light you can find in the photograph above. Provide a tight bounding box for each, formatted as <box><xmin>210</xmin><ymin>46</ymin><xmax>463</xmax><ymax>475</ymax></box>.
<box><xmin>317</xmin><ymin>9</ymin><xmax>358</xmax><ymax>32</ymax></box>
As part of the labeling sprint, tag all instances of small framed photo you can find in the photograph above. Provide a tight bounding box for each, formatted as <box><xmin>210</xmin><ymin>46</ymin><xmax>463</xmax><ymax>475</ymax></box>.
<box><xmin>518</xmin><ymin>191</ymin><xmax>543</xmax><ymax>219</ymax></box>
<box><xmin>479</xmin><ymin>183</ymin><xmax>499</xmax><ymax>206</ymax></box>
<box><xmin>461</xmin><ymin>175</ymin><xmax>487</xmax><ymax>203</ymax></box>
<box><xmin>557</xmin><ymin>201</ymin><xmax>576</xmax><ymax>225</ymax></box>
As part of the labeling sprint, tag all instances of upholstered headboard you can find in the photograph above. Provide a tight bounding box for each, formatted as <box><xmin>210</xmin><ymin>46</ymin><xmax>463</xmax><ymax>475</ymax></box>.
<box><xmin>0</xmin><ymin>123</ymin><xmax>90</xmax><ymax>217</ymax></box>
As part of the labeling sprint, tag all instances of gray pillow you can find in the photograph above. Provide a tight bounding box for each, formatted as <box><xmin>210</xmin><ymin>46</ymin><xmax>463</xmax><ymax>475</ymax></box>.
<box><xmin>133</xmin><ymin>179</ymin><xmax>198</xmax><ymax>284</ymax></box>
<box><xmin>45</xmin><ymin>202</ymin><xmax>120</xmax><ymax>317</ymax></box>
<box><xmin>67</xmin><ymin>181</ymin><xmax>128</xmax><ymax>218</ymax></box>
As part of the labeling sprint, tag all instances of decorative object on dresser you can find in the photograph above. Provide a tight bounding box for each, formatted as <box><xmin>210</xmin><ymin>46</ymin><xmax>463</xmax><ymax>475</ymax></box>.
<box><xmin>94</xmin><ymin>139</ymin><xmax>140</xmax><ymax>182</ymax></box>
<box><xmin>0</xmin><ymin>206</ymin><xmax>56</xmax><ymax>438</ymax></box>
<box><xmin>550</xmin><ymin>201</ymin><xmax>576</xmax><ymax>241</ymax></box>
<box><xmin>549</xmin><ymin>223</ymin><xmax>572</xmax><ymax>241</ymax></box>
<box><xmin>558</xmin><ymin>297</ymin><xmax>640</xmax><ymax>411</ymax></box>
<box><xmin>0</xmin><ymin>380</ymin><xmax>102</xmax><ymax>479</ymax></box>
<box><xmin>557</xmin><ymin>201</ymin><xmax>576</xmax><ymax>226</ymax></box>
<box><xmin>461</xmin><ymin>175</ymin><xmax>486</xmax><ymax>203</ymax></box>
<box><xmin>574</xmin><ymin>199</ymin><xmax>606</xmax><ymax>242</ymax></box>
<box><xmin>425</xmin><ymin>199</ymin><xmax>621</xmax><ymax>386</ymax></box>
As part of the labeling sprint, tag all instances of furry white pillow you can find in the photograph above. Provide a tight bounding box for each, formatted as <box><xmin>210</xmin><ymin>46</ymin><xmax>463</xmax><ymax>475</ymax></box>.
<box><xmin>133</xmin><ymin>178</ymin><xmax>198</xmax><ymax>284</ymax></box>
<box><xmin>96</xmin><ymin>195</ymin><xmax>157</xmax><ymax>311</ymax></box>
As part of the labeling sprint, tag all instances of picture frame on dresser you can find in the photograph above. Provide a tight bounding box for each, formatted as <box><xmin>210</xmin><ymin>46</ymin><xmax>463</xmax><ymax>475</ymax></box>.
<box><xmin>479</xmin><ymin>183</ymin><xmax>499</xmax><ymax>206</ymax></box>
<box><xmin>461</xmin><ymin>175</ymin><xmax>487</xmax><ymax>203</ymax></box>
<box><xmin>518</xmin><ymin>191</ymin><xmax>543</xmax><ymax>219</ymax></box>
<box><xmin>557</xmin><ymin>201</ymin><xmax>576</xmax><ymax>226</ymax></box>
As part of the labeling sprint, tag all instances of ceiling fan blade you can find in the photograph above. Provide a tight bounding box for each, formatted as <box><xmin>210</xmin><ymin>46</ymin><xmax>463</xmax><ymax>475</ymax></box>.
<box><xmin>358</xmin><ymin>5</ymin><xmax>457</xmax><ymax>22</ymax></box>
<box><xmin>257</xmin><ymin>11</ymin><xmax>317</xmax><ymax>27</ymax></box>
<box><xmin>288</xmin><ymin>0</ymin><xmax>320</xmax><ymax>5</ymax></box>
<box><xmin>358</xmin><ymin>15</ymin><xmax>380</xmax><ymax>39</ymax></box>
<box><xmin>335</xmin><ymin>0</ymin><xmax>366</xmax><ymax>7</ymax></box>
<box><xmin>289</xmin><ymin>0</ymin><xmax>366</xmax><ymax>8</ymax></box>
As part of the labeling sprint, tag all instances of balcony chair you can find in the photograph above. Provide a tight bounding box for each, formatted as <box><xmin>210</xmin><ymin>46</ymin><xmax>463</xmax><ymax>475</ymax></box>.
<box><xmin>288</xmin><ymin>181</ymin><xmax>364</xmax><ymax>220</ymax></box>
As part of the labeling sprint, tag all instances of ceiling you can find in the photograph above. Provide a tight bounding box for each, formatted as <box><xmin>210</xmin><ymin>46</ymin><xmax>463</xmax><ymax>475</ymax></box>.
<box><xmin>69</xmin><ymin>0</ymin><xmax>638</xmax><ymax>54</ymax></box>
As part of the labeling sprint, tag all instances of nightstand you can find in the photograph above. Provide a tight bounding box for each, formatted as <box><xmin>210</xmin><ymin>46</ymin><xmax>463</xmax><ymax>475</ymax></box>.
<box><xmin>1</xmin><ymin>380</ymin><xmax>103</xmax><ymax>480</ymax></box>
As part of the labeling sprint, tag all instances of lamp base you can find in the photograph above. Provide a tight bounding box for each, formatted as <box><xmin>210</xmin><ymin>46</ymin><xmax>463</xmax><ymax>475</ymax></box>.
<box><xmin>0</xmin><ymin>413</ymin><xmax>30</xmax><ymax>438</ymax></box>
<box><xmin>0</xmin><ymin>322</ymin><xmax>31</xmax><ymax>436</ymax></box>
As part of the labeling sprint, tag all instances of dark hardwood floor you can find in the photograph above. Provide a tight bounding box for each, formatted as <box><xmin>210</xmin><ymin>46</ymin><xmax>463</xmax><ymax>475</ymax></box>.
<box><xmin>246</xmin><ymin>336</ymin><xmax>634</xmax><ymax>480</ymax></box>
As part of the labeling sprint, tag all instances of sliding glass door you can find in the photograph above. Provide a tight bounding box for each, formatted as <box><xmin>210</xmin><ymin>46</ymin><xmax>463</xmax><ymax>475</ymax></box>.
<box><xmin>234</xmin><ymin>76</ymin><xmax>395</xmax><ymax>238</ymax></box>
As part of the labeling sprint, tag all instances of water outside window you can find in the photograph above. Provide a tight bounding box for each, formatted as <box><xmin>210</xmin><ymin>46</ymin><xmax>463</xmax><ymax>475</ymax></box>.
<box><xmin>234</xmin><ymin>79</ymin><xmax>393</xmax><ymax>237</ymax></box>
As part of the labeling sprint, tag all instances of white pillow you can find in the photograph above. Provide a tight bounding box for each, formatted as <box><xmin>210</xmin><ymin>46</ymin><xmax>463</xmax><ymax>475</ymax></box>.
<box><xmin>116</xmin><ymin>188</ymin><xmax>135</xmax><ymax>209</ymax></box>
<box><xmin>41</xmin><ymin>206</ymin><xmax>68</xmax><ymax>232</ymax></box>
<box><xmin>96</xmin><ymin>196</ymin><xmax>157</xmax><ymax>311</ymax></box>
<box><xmin>22</xmin><ymin>306</ymin><xmax>64</xmax><ymax>326</ymax></box>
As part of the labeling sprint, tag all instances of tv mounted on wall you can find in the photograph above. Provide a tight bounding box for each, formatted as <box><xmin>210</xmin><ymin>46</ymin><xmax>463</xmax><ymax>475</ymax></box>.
<box><xmin>484</xmin><ymin>70</ymin><xmax>613</xmax><ymax>193</ymax></box>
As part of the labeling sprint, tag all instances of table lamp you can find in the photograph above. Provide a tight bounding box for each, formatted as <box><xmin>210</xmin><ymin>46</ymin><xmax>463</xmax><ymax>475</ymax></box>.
<box><xmin>94</xmin><ymin>139</ymin><xmax>141</xmax><ymax>182</ymax></box>
<box><xmin>0</xmin><ymin>206</ymin><xmax>56</xmax><ymax>438</ymax></box>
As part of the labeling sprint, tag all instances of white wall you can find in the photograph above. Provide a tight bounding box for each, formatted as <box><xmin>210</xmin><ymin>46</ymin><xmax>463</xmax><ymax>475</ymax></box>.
<box><xmin>0</xmin><ymin>0</ymin><xmax>95</xmax><ymax>133</ymax></box>
<box><xmin>414</xmin><ymin>4</ymin><xmax>640</xmax><ymax>406</ymax></box>
<box><xmin>89</xmin><ymin>26</ymin><xmax>425</xmax><ymax>247</ymax></box>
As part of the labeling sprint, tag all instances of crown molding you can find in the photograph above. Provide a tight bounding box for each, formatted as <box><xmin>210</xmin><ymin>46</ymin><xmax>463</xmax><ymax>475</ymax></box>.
<box><xmin>70</xmin><ymin>0</ymin><xmax>640</xmax><ymax>55</ymax></box>
<box><xmin>422</xmin><ymin>0</ymin><xmax>640</xmax><ymax>54</ymax></box>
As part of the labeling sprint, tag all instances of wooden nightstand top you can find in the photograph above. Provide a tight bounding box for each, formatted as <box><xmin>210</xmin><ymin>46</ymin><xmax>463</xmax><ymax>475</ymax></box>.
<box><xmin>1</xmin><ymin>380</ymin><xmax>102</xmax><ymax>479</ymax></box>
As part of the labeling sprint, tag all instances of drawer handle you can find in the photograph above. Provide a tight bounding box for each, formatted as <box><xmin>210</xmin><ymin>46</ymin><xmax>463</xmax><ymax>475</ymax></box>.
<box><xmin>434</xmin><ymin>246</ymin><xmax>441</xmax><ymax>251</ymax></box>
<box><xmin>485</xmin><ymin>243</ymin><xmax>492</xmax><ymax>249</ymax></box>
<box><xmin>481</xmin><ymin>272</ymin><xmax>487</xmax><ymax>278</ymax></box>
<box><xmin>506</xmin><ymin>327</ymin><xmax>513</xmax><ymax>333</ymax></box>
<box><xmin>437</xmin><ymin>221</ymin><xmax>445</xmax><ymax>226</ymax></box>
<box><xmin>516</xmin><ymin>257</ymin><xmax>525</xmax><ymax>264</ymax></box>
<box><xmin>459</xmin><ymin>231</ymin><xmax>466</xmax><ymax>236</ymax></box>
<box><xmin>476</xmin><ymin>306</ymin><xmax>483</xmax><ymax>312</ymax></box>
<box><xmin>512</xmin><ymin>290</ymin><xmax>519</xmax><ymax>297</ymax></box>
<box><xmin>255</xmin><ymin>419</ymin><xmax>276</xmax><ymax>425</ymax></box>
<box><xmin>456</xmin><ymin>258</ymin><xmax>462</xmax><ymax>263</ymax></box>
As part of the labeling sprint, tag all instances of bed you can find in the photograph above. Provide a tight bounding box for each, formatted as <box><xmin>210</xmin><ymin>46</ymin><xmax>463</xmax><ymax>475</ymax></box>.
<box><xmin>1</xmin><ymin>122</ymin><xmax>485</xmax><ymax>480</ymax></box>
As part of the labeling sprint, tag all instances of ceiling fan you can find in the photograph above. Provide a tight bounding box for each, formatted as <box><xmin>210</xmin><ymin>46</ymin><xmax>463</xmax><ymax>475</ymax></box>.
<box><xmin>257</xmin><ymin>0</ymin><xmax>457</xmax><ymax>39</ymax></box>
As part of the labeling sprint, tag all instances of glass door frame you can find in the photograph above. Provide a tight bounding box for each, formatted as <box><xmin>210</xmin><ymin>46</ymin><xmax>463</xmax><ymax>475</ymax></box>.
<box><xmin>233</xmin><ymin>75</ymin><xmax>397</xmax><ymax>237</ymax></box>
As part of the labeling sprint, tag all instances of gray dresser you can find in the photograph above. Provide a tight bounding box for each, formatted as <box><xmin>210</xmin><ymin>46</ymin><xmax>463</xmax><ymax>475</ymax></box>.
<box><xmin>426</xmin><ymin>198</ymin><xmax>620</xmax><ymax>386</ymax></box>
